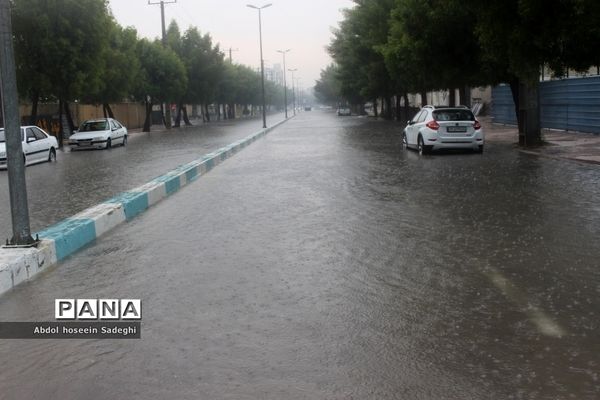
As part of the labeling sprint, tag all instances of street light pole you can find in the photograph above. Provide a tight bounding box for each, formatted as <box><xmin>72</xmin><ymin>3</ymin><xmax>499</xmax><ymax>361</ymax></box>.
<box><xmin>288</xmin><ymin>68</ymin><xmax>297</xmax><ymax>116</ymax></box>
<box><xmin>247</xmin><ymin>3</ymin><xmax>271</xmax><ymax>129</ymax></box>
<box><xmin>0</xmin><ymin>0</ymin><xmax>34</xmax><ymax>246</ymax></box>
<box><xmin>277</xmin><ymin>49</ymin><xmax>290</xmax><ymax>118</ymax></box>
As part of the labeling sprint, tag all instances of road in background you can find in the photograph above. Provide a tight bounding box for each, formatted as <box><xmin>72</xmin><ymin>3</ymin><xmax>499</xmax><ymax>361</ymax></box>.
<box><xmin>0</xmin><ymin>113</ymin><xmax>285</xmax><ymax>240</ymax></box>
<box><xmin>0</xmin><ymin>110</ymin><xmax>599</xmax><ymax>399</ymax></box>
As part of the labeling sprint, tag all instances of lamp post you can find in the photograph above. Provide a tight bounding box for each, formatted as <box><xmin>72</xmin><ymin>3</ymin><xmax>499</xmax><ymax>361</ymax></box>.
<box><xmin>276</xmin><ymin>49</ymin><xmax>290</xmax><ymax>118</ymax></box>
<box><xmin>247</xmin><ymin>3</ymin><xmax>272</xmax><ymax>129</ymax></box>
<box><xmin>288</xmin><ymin>68</ymin><xmax>297</xmax><ymax>116</ymax></box>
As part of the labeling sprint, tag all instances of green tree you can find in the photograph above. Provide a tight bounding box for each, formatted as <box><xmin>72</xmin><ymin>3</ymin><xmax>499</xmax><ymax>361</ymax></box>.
<box><xmin>470</xmin><ymin>0</ymin><xmax>600</xmax><ymax>144</ymax></box>
<box><xmin>134</xmin><ymin>38</ymin><xmax>187</xmax><ymax>131</ymax></box>
<box><xmin>13</xmin><ymin>0</ymin><xmax>112</xmax><ymax>142</ymax></box>
<box><xmin>329</xmin><ymin>0</ymin><xmax>397</xmax><ymax>118</ymax></box>
<box><xmin>314</xmin><ymin>64</ymin><xmax>342</xmax><ymax>106</ymax></box>
<box><xmin>84</xmin><ymin>24</ymin><xmax>141</xmax><ymax>118</ymax></box>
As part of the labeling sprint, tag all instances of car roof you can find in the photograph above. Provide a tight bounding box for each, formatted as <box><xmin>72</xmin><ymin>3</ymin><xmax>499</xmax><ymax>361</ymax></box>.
<box><xmin>0</xmin><ymin>126</ymin><xmax>37</xmax><ymax>131</ymax></box>
<box><xmin>423</xmin><ymin>105</ymin><xmax>470</xmax><ymax>110</ymax></box>
<box><xmin>83</xmin><ymin>118</ymin><xmax>110</xmax><ymax>122</ymax></box>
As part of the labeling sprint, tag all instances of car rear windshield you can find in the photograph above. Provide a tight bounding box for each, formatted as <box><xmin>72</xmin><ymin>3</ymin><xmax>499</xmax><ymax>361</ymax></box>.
<box><xmin>0</xmin><ymin>129</ymin><xmax>24</xmax><ymax>143</ymax></box>
<box><xmin>80</xmin><ymin>121</ymin><xmax>109</xmax><ymax>132</ymax></box>
<box><xmin>433</xmin><ymin>109</ymin><xmax>475</xmax><ymax>121</ymax></box>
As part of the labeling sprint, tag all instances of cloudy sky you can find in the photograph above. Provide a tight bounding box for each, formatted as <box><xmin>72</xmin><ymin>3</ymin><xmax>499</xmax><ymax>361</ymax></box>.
<box><xmin>107</xmin><ymin>0</ymin><xmax>353</xmax><ymax>88</ymax></box>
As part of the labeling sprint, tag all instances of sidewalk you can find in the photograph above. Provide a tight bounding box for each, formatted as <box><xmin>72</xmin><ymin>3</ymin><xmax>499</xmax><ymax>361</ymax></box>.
<box><xmin>481</xmin><ymin>116</ymin><xmax>600</xmax><ymax>165</ymax></box>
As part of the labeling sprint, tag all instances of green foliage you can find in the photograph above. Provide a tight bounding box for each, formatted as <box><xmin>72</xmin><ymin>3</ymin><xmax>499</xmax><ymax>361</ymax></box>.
<box><xmin>314</xmin><ymin>64</ymin><xmax>342</xmax><ymax>105</ymax></box>
<box><xmin>13</xmin><ymin>0</ymin><xmax>112</xmax><ymax>102</ymax></box>
<box><xmin>134</xmin><ymin>38</ymin><xmax>187</xmax><ymax>104</ymax></box>
<box><xmin>329</xmin><ymin>0</ymin><xmax>600</xmax><ymax>103</ymax></box>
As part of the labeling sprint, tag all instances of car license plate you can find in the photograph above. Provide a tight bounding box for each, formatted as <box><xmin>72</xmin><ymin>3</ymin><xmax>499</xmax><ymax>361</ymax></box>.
<box><xmin>447</xmin><ymin>126</ymin><xmax>467</xmax><ymax>132</ymax></box>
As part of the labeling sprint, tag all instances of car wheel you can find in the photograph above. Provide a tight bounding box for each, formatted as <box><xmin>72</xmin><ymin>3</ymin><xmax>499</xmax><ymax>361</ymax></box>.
<box><xmin>402</xmin><ymin>132</ymin><xmax>408</xmax><ymax>149</ymax></box>
<box><xmin>477</xmin><ymin>145</ymin><xmax>484</xmax><ymax>153</ymax></box>
<box><xmin>122</xmin><ymin>135</ymin><xmax>127</xmax><ymax>146</ymax></box>
<box><xmin>48</xmin><ymin>148</ymin><xmax>57</xmax><ymax>162</ymax></box>
<box><xmin>23</xmin><ymin>154</ymin><xmax>26</xmax><ymax>165</ymax></box>
<box><xmin>106</xmin><ymin>138</ymin><xmax>112</xmax><ymax>149</ymax></box>
<box><xmin>418</xmin><ymin>135</ymin><xmax>425</xmax><ymax>155</ymax></box>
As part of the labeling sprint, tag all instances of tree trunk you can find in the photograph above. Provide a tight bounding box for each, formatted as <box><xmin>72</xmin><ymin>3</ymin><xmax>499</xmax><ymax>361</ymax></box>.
<box><xmin>448</xmin><ymin>89</ymin><xmax>456</xmax><ymax>107</ymax></box>
<box><xmin>143</xmin><ymin>101</ymin><xmax>152</xmax><ymax>132</ymax></box>
<box><xmin>182</xmin><ymin>105</ymin><xmax>192</xmax><ymax>126</ymax></box>
<box><xmin>103</xmin><ymin>103</ymin><xmax>115</xmax><ymax>118</ymax></box>
<box><xmin>57</xmin><ymin>100</ymin><xmax>64</xmax><ymax>148</ymax></box>
<box><xmin>230</xmin><ymin>103</ymin><xmax>236</xmax><ymax>119</ymax></box>
<box><xmin>173</xmin><ymin>102</ymin><xmax>182</xmax><ymax>128</ymax></box>
<box><xmin>509</xmin><ymin>78</ymin><xmax>522</xmax><ymax>133</ymax></box>
<box><xmin>373</xmin><ymin>99</ymin><xmax>378</xmax><ymax>117</ymax></box>
<box><xmin>403</xmin><ymin>93</ymin><xmax>410</xmax><ymax>123</ymax></box>
<box><xmin>160</xmin><ymin>103</ymin><xmax>167</xmax><ymax>127</ymax></box>
<box><xmin>29</xmin><ymin>91</ymin><xmax>39</xmax><ymax>125</ymax></box>
<box><xmin>204</xmin><ymin>104</ymin><xmax>211</xmax><ymax>122</ymax></box>
<box><xmin>518</xmin><ymin>77</ymin><xmax>542</xmax><ymax>146</ymax></box>
<box><xmin>395</xmin><ymin>95</ymin><xmax>401</xmax><ymax>121</ymax></box>
<box><xmin>420</xmin><ymin>91</ymin><xmax>428</xmax><ymax>106</ymax></box>
<box><xmin>217</xmin><ymin>103</ymin><xmax>221</xmax><ymax>121</ymax></box>
<box><xmin>384</xmin><ymin>96</ymin><xmax>393</xmax><ymax>120</ymax></box>
<box><xmin>63</xmin><ymin>101</ymin><xmax>75</xmax><ymax>134</ymax></box>
<box><xmin>462</xmin><ymin>86</ymin><xmax>471</xmax><ymax>108</ymax></box>
<box><xmin>164</xmin><ymin>103</ymin><xmax>172</xmax><ymax>129</ymax></box>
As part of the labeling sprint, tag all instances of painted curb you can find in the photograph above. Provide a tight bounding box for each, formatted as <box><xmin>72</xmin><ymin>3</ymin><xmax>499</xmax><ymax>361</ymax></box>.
<box><xmin>0</xmin><ymin>118</ymin><xmax>289</xmax><ymax>297</ymax></box>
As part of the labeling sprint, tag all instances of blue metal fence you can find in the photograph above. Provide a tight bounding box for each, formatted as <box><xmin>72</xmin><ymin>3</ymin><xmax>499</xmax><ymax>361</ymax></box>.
<box><xmin>491</xmin><ymin>76</ymin><xmax>600</xmax><ymax>134</ymax></box>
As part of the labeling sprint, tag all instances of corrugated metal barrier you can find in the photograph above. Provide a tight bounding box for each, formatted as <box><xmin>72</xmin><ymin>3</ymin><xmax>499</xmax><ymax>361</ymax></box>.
<box><xmin>491</xmin><ymin>76</ymin><xmax>600</xmax><ymax>134</ymax></box>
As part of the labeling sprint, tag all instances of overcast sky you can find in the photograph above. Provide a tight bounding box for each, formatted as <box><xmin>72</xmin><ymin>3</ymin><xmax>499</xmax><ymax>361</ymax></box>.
<box><xmin>107</xmin><ymin>0</ymin><xmax>353</xmax><ymax>88</ymax></box>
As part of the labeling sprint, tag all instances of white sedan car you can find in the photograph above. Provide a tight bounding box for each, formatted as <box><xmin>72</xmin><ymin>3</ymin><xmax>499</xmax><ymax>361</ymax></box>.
<box><xmin>69</xmin><ymin>118</ymin><xmax>128</xmax><ymax>150</ymax></box>
<box><xmin>0</xmin><ymin>126</ymin><xmax>59</xmax><ymax>169</ymax></box>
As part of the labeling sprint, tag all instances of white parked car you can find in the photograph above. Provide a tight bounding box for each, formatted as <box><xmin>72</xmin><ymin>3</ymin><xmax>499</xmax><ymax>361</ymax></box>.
<box><xmin>403</xmin><ymin>105</ymin><xmax>484</xmax><ymax>154</ymax></box>
<box><xmin>0</xmin><ymin>126</ymin><xmax>59</xmax><ymax>169</ymax></box>
<box><xmin>69</xmin><ymin>118</ymin><xmax>127</xmax><ymax>150</ymax></box>
<box><xmin>337</xmin><ymin>107</ymin><xmax>351</xmax><ymax>116</ymax></box>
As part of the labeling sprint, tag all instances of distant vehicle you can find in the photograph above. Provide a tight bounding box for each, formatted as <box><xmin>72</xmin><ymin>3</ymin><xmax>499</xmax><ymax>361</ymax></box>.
<box><xmin>337</xmin><ymin>107</ymin><xmax>351</xmax><ymax>116</ymax></box>
<box><xmin>69</xmin><ymin>118</ymin><xmax>128</xmax><ymax>150</ymax></box>
<box><xmin>0</xmin><ymin>126</ymin><xmax>58</xmax><ymax>169</ymax></box>
<box><xmin>304</xmin><ymin>106</ymin><xmax>312</xmax><ymax>111</ymax></box>
<box><xmin>402</xmin><ymin>105</ymin><xmax>484</xmax><ymax>155</ymax></box>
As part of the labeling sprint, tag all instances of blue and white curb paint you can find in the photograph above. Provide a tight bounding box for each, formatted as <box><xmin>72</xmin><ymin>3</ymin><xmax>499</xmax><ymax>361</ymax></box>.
<box><xmin>0</xmin><ymin>118</ymin><xmax>288</xmax><ymax>297</ymax></box>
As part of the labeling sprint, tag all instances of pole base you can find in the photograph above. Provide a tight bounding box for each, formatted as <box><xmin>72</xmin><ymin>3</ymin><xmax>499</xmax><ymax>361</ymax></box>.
<box><xmin>3</xmin><ymin>235</ymin><xmax>39</xmax><ymax>248</ymax></box>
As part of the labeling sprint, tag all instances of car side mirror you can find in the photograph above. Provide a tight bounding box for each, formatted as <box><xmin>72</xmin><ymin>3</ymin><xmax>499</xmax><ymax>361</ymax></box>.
<box><xmin>407</xmin><ymin>120</ymin><xmax>414</xmax><ymax>125</ymax></box>
<box><xmin>26</xmin><ymin>137</ymin><xmax>35</xmax><ymax>143</ymax></box>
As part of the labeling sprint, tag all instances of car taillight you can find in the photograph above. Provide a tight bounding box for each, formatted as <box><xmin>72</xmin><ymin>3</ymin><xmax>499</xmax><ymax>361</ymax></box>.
<box><xmin>426</xmin><ymin>120</ymin><xmax>440</xmax><ymax>130</ymax></box>
<box><xmin>473</xmin><ymin>120</ymin><xmax>481</xmax><ymax>130</ymax></box>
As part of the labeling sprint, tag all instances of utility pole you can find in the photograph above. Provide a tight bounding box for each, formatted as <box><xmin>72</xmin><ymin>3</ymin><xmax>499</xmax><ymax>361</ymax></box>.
<box><xmin>276</xmin><ymin>49</ymin><xmax>290</xmax><ymax>119</ymax></box>
<box><xmin>148</xmin><ymin>0</ymin><xmax>177</xmax><ymax>129</ymax></box>
<box><xmin>228</xmin><ymin>47</ymin><xmax>239</xmax><ymax>64</ymax></box>
<box><xmin>0</xmin><ymin>0</ymin><xmax>34</xmax><ymax>246</ymax></box>
<box><xmin>288</xmin><ymin>68</ymin><xmax>297</xmax><ymax>116</ymax></box>
<box><xmin>247</xmin><ymin>3</ymin><xmax>272</xmax><ymax>129</ymax></box>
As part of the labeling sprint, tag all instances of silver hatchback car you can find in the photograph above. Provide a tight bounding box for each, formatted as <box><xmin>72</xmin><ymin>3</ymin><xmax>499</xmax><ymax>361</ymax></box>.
<box><xmin>403</xmin><ymin>105</ymin><xmax>484</xmax><ymax>154</ymax></box>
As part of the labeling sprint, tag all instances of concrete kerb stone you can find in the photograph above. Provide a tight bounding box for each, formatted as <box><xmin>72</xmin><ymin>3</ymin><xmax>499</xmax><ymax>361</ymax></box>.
<box><xmin>0</xmin><ymin>117</ymin><xmax>291</xmax><ymax>298</ymax></box>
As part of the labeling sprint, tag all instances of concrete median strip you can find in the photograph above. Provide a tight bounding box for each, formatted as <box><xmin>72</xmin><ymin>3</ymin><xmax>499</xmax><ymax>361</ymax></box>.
<box><xmin>0</xmin><ymin>118</ymin><xmax>288</xmax><ymax>297</ymax></box>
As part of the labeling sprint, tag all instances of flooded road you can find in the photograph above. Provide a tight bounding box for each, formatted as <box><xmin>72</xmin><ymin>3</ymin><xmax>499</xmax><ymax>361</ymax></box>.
<box><xmin>0</xmin><ymin>111</ymin><xmax>598</xmax><ymax>399</ymax></box>
<box><xmin>0</xmin><ymin>113</ymin><xmax>284</xmax><ymax>241</ymax></box>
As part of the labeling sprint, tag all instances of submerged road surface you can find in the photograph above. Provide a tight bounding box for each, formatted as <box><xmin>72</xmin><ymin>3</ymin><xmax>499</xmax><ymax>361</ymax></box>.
<box><xmin>0</xmin><ymin>111</ymin><xmax>599</xmax><ymax>399</ymax></box>
<box><xmin>0</xmin><ymin>113</ymin><xmax>285</xmax><ymax>241</ymax></box>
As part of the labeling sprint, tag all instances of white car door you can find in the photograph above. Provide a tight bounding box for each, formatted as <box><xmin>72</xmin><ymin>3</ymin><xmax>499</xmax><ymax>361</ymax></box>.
<box><xmin>108</xmin><ymin>120</ymin><xmax>118</xmax><ymax>143</ymax></box>
<box><xmin>24</xmin><ymin>128</ymin><xmax>42</xmax><ymax>163</ymax></box>
<box><xmin>408</xmin><ymin>111</ymin><xmax>423</xmax><ymax>146</ymax></box>
<box><xmin>32</xmin><ymin>127</ymin><xmax>52</xmax><ymax>159</ymax></box>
